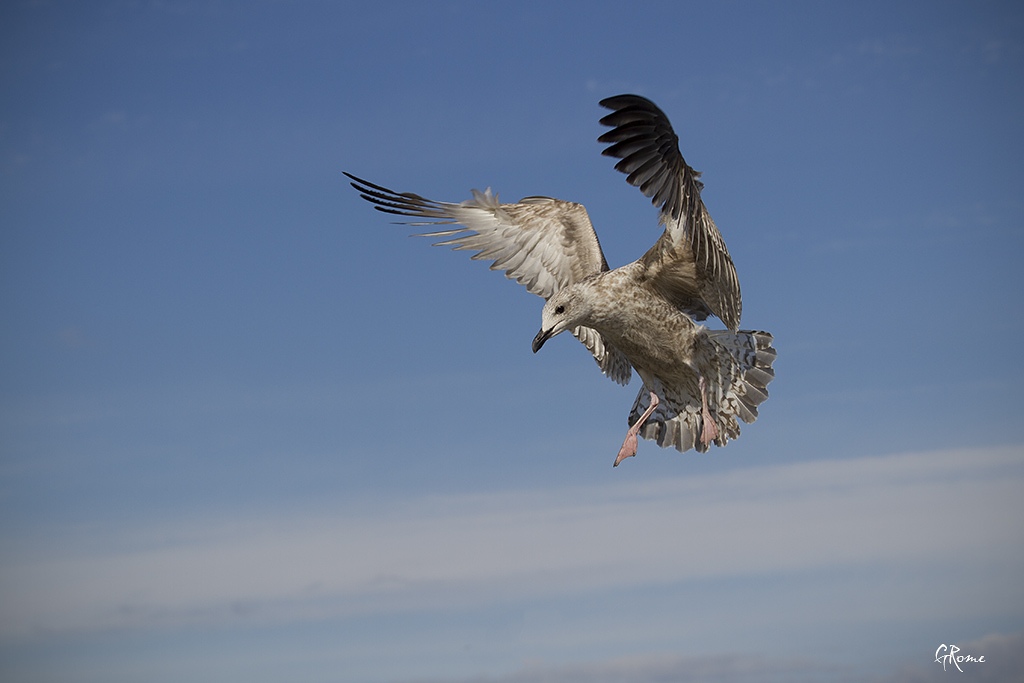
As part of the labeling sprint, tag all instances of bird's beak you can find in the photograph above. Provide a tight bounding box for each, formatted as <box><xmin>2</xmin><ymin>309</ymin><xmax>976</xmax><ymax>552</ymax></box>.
<box><xmin>532</xmin><ymin>327</ymin><xmax>553</xmax><ymax>354</ymax></box>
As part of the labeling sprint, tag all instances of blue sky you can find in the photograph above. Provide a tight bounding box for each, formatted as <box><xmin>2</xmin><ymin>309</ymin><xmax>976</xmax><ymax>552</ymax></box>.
<box><xmin>2</xmin><ymin>1</ymin><xmax>1023</xmax><ymax>682</ymax></box>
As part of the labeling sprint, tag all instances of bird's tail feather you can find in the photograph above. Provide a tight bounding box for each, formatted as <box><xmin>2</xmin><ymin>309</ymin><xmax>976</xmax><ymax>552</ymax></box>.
<box><xmin>629</xmin><ymin>330</ymin><xmax>776</xmax><ymax>453</ymax></box>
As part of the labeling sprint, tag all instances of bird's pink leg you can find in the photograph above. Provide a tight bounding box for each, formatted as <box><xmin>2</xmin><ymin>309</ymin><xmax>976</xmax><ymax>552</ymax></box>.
<box><xmin>699</xmin><ymin>376</ymin><xmax>719</xmax><ymax>447</ymax></box>
<box><xmin>614</xmin><ymin>390</ymin><xmax>659</xmax><ymax>467</ymax></box>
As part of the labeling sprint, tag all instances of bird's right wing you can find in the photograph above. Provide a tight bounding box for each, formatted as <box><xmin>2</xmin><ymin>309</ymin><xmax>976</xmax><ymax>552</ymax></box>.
<box><xmin>345</xmin><ymin>172</ymin><xmax>631</xmax><ymax>384</ymax></box>
<box><xmin>345</xmin><ymin>172</ymin><xmax>608</xmax><ymax>299</ymax></box>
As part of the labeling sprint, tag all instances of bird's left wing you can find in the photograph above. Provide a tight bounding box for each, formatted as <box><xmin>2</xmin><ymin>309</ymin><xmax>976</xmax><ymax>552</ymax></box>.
<box><xmin>344</xmin><ymin>172</ymin><xmax>631</xmax><ymax>385</ymax></box>
<box><xmin>598</xmin><ymin>95</ymin><xmax>742</xmax><ymax>331</ymax></box>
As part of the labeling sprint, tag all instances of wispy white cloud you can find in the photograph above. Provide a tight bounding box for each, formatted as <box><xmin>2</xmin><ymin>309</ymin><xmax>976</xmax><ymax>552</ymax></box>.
<box><xmin>1</xmin><ymin>445</ymin><xmax>1021</xmax><ymax>640</ymax></box>
<box><xmin>403</xmin><ymin>630</ymin><xmax>1024</xmax><ymax>683</ymax></box>
<box><xmin>407</xmin><ymin>651</ymin><xmax>849</xmax><ymax>683</ymax></box>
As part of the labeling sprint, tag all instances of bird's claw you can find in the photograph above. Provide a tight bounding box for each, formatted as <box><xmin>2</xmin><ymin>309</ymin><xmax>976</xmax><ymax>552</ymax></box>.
<box><xmin>613</xmin><ymin>434</ymin><xmax>638</xmax><ymax>467</ymax></box>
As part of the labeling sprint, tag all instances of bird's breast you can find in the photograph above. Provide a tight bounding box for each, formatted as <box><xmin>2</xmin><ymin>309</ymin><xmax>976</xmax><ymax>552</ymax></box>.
<box><xmin>584</xmin><ymin>280</ymin><xmax>699</xmax><ymax>380</ymax></box>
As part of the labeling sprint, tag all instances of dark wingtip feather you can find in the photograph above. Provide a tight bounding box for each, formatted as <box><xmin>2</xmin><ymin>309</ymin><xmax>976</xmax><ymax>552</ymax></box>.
<box><xmin>599</xmin><ymin>94</ymin><xmax>656</xmax><ymax>111</ymax></box>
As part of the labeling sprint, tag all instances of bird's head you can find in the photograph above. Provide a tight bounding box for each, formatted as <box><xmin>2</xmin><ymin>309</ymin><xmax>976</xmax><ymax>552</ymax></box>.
<box><xmin>532</xmin><ymin>286</ymin><xmax>589</xmax><ymax>353</ymax></box>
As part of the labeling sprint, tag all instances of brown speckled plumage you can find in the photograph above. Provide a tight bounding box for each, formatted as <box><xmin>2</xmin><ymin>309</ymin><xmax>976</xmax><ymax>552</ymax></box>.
<box><xmin>345</xmin><ymin>95</ymin><xmax>775</xmax><ymax>459</ymax></box>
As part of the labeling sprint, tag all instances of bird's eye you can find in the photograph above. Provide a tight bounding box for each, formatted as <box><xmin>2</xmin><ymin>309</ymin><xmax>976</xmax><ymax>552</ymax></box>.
<box><xmin>554</xmin><ymin>305</ymin><xmax>565</xmax><ymax>315</ymax></box>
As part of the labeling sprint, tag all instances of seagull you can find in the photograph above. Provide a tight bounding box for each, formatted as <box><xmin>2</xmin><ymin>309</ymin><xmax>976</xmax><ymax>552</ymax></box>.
<box><xmin>345</xmin><ymin>94</ymin><xmax>775</xmax><ymax>465</ymax></box>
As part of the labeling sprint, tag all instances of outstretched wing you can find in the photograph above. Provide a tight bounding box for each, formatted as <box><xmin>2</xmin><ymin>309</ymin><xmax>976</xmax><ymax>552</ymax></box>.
<box><xmin>344</xmin><ymin>172</ymin><xmax>631</xmax><ymax>385</ymax></box>
<box><xmin>598</xmin><ymin>95</ymin><xmax>742</xmax><ymax>331</ymax></box>
<box><xmin>345</xmin><ymin>172</ymin><xmax>607</xmax><ymax>298</ymax></box>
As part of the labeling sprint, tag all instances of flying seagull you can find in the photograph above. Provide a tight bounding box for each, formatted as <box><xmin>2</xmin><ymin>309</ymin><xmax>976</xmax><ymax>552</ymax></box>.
<box><xmin>345</xmin><ymin>94</ymin><xmax>775</xmax><ymax>465</ymax></box>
